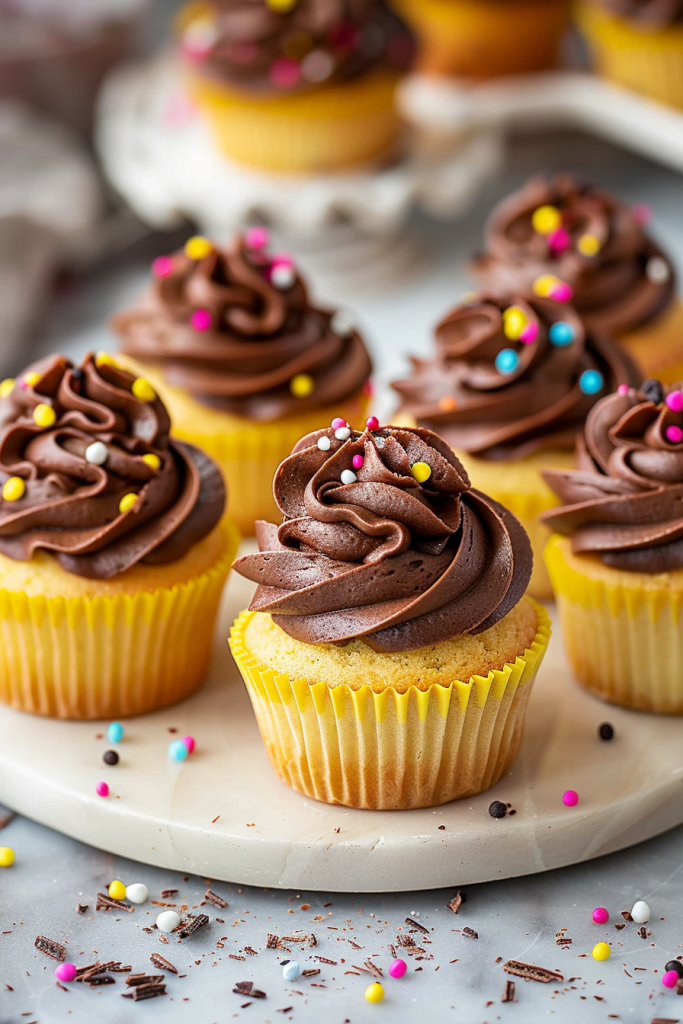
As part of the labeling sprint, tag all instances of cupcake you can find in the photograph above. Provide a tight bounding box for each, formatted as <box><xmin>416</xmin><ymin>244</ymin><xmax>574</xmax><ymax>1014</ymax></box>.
<box><xmin>392</xmin><ymin>292</ymin><xmax>639</xmax><ymax>599</ymax></box>
<box><xmin>0</xmin><ymin>352</ymin><xmax>237</xmax><ymax>720</ymax></box>
<box><xmin>178</xmin><ymin>0</ymin><xmax>414</xmax><ymax>173</ymax></box>
<box><xmin>391</xmin><ymin>0</ymin><xmax>569</xmax><ymax>80</ymax></box>
<box><xmin>113</xmin><ymin>230</ymin><xmax>372</xmax><ymax>536</ymax></box>
<box><xmin>230</xmin><ymin>422</ymin><xmax>550</xmax><ymax>810</ymax></box>
<box><xmin>543</xmin><ymin>380</ymin><xmax>683</xmax><ymax>713</ymax></box>
<box><xmin>473</xmin><ymin>175</ymin><xmax>683</xmax><ymax>383</ymax></box>
<box><xmin>576</xmin><ymin>0</ymin><xmax>683</xmax><ymax>111</ymax></box>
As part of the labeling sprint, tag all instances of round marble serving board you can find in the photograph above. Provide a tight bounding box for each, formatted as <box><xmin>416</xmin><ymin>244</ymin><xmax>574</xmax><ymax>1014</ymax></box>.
<box><xmin>0</xmin><ymin>555</ymin><xmax>681</xmax><ymax>893</ymax></box>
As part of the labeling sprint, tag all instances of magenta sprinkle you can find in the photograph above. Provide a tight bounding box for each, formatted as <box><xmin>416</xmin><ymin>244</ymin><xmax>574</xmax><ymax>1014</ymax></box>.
<box><xmin>366</xmin><ymin>415</ymin><xmax>379</xmax><ymax>430</ymax></box>
<box><xmin>245</xmin><ymin>227</ymin><xmax>269</xmax><ymax>250</ymax></box>
<box><xmin>592</xmin><ymin>907</ymin><xmax>609</xmax><ymax>924</ymax></box>
<box><xmin>191</xmin><ymin>309</ymin><xmax>212</xmax><ymax>332</ymax></box>
<box><xmin>331</xmin><ymin>417</ymin><xmax>347</xmax><ymax>429</ymax></box>
<box><xmin>96</xmin><ymin>781</ymin><xmax>109</xmax><ymax>798</ymax></box>
<box><xmin>562</xmin><ymin>790</ymin><xmax>579</xmax><ymax>807</ymax></box>
<box><xmin>271</xmin><ymin>252</ymin><xmax>294</xmax><ymax>269</ymax></box>
<box><xmin>55</xmin><ymin>963</ymin><xmax>78</xmax><ymax>983</ymax></box>
<box><xmin>520</xmin><ymin>322</ymin><xmax>539</xmax><ymax>344</ymax></box>
<box><xmin>363</xmin><ymin>380</ymin><xmax>375</xmax><ymax>397</ymax></box>
<box><xmin>617</xmin><ymin>384</ymin><xmax>630</xmax><ymax>396</ymax></box>
<box><xmin>548</xmin><ymin>227</ymin><xmax>570</xmax><ymax>254</ymax></box>
<box><xmin>662</xmin><ymin>970</ymin><xmax>679</xmax><ymax>988</ymax></box>
<box><xmin>632</xmin><ymin>203</ymin><xmax>652</xmax><ymax>225</ymax></box>
<box><xmin>352</xmin><ymin>455</ymin><xmax>364</xmax><ymax>470</ymax></box>
<box><xmin>667</xmin><ymin>425</ymin><xmax>683</xmax><ymax>444</ymax></box>
<box><xmin>666</xmin><ymin>390</ymin><xmax>683</xmax><ymax>412</ymax></box>
<box><xmin>550</xmin><ymin>282</ymin><xmax>573</xmax><ymax>303</ymax></box>
<box><xmin>181</xmin><ymin>736</ymin><xmax>196</xmax><ymax>755</ymax></box>
<box><xmin>152</xmin><ymin>256</ymin><xmax>174</xmax><ymax>279</ymax></box>
<box><xmin>269</xmin><ymin>57</ymin><xmax>301</xmax><ymax>89</ymax></box>
<box><xmin>389</xmin><ymin>959</ymin><xmax>407</xmax><ymax>979</ymax></box>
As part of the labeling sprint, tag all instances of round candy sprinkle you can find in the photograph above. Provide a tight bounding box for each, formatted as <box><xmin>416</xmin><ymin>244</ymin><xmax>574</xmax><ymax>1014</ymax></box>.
<box><xmin>290</xmin><ymin>373</ymin><xmax>315</xmax><ymax>398</ymax></box>
<box><xmin>365</xmin><ymin>982</ymin><xmax>385</xmax><ymax>1003</ymax></box>
<box><xmin>592</xmin><ymin>942</ymin><xmax>611</xmax><ymax>961</ymax></box>
<box><xmin>520</xmin><ymin>322</ymin><xmax>538</xmax><ymax>344</ymax></box>
<box><xmin>532</xmin><ymin>205</ymin><xmax>562</xmax><ymax>236</ymax></box>
<box><xmin>156</xmin><ymin>910</ymin><xmax>181</xmax><ymax>933</ymax></box>
<box><xmin>33</xmin><ymin>403</ymin><xmax>56</xmax><ymax>428</ymax></box>
<box><xmin>389</xmin><ymin>958</ymin><xmax>407</xmax><ymax>979</ymax></box>
<box><xmin>317</xmin><ymin>436</ymin><xmax>331</xmax><ymax>451</ymax></box>
<box><xmin>662</xmin><ymin>970</ymin><xmax>679</xmax><ymax>989</ymax></box>
<box><xmin>534</xmin><ymin>274</ymin><xmax>562</xmax><ymax>298</ymax></box>
<box><xmin>642</xmin><ymin>378</ymin><xmax>665</xmax><ymax>405</ymax></box>
<box><xmin>271</xmin><ymin>262</ymin><xmax>296</xmax><ymax>289</ymax></box>
<box><xmin>667</xmin><ymin>425</ymin><xmax>683</xmax><ymax>444</ymax></box>
<box><xmin>549</xmin><ymin>321</ymin><xmax>575</xmax><ymax>347</ymax></box>
<box><xmin>0</xmin><ymin>847</ymin><xmax>15</xmax><ymax>867</ymax></box>
<box><xmin>580</xmin><ymin>370</ymin><xmax>603</xmax><ymax>396</ymax></box>
<box><xmin>245</xmin><ymin>226</ymin><xmax>269</xmax><ymax>250</ymax></box>
<box><xmin>23</xmin><ymin>371</ymin><xmax>41</xmax><ymax>387</ymax></box>
<box><xmin>548</xmin><ymin>227</ymin><xmax>570</xmax><ymax>253</ymax></box>
<box><xmin>665</xmin><ymin>960</ymin><xmax>683</xmax><ymax>978</ymax></box>
<box><xmin>119</xmin><ymin>493</ymin><xmax>138</xmax><ymax>515</ymax></box>
<box><xmin>190</xmin><ymin>309</ymin><xmax>212</xmax><ymax>332</ymax></box>
<box><xmin>267</xmin><ymin>0</ymin><xmax>299</xmax><ymax>10</ymax></box>
<box><xmin>578</xmin><ymin>234</ymin><xmax>601</xmax><ymax>257</ymax></box>
<box><xmin>666</xmin><ymin>390</ymin><xmax>683</xmax><ymax>412</ymax></box>
<box><xmin>54</xmin><ymin>963</ymin><xmax>77</xmax><ymax>983</ymax></box>
<box><xmin>550</xmin><ymin>282</ymin><xmax>573</xmax><ymax>303</ymax></box>
<box><xmin>169</xmin><ymin>739</ymin><xmax>189</xmax><ymax>762</ymax></box>
<box><xmin>96</xmin><ymin>781</ymin><xmax>109</xmax><ymax>797</ymax></box>
<box><xmin>411</xmin><ymin>462</ymin><xmax>432</xmax><ymax>484</ymax></box>
<box><xmin>366</xmin><ymin>416</ymin><xmax>379</xmax><ymax>430</ymax></box>
<box><xmin>335</xmin><ymin>426</ymin><xmax>351</xmax><ymax>441</ymax></box>
<box><xmin>270</xmin><ymin>57</ymin><xmax>301</xmax><ymax>89</ymax></box>
<box><xmin>592</xmin><ymin>907</ymin><xmax>609</xmax><ymax>924</ymax></box>
<box><xmin>631</xmin><ymin>900</ymin><xmax>651</xmax><ymax>924</ymax></box>
<box><xmin>126</xmin><ymin>883</ymin><xmax>149</xmax><ymax>905</ymax></box>
<box><xmin>503</xmin><ymin>307</ymin><xmax>526</xmax><ymax>341</ymax></box>
<box><xmin>330</xmin><ymin>310</ymin><xmax>355</xmax><ymax>337</ymax></box>
<box><xmin>617</xmin><ymin>385</ymin><xmax>630</xmax><ymax>396</ymax></box>
<box><xmin>103</xmin><ymin>750</ymin><xmax>119</xmax><ymax>766</ymax></box>
<box><xmin>341</xmin><ymin>469</ymin><xmax>357</xmax><ymax>485</ymax></box>
<box><xmin>95</xmin><ymin>353</ymin><xmax>115</xmax><ymax>370</ymax></box>
<box><xmin>647</xmin><ymin>256</ymin><xmax>670</xmax><ymax>284</ymax></box>
<box><xmin>108</xmin><ymin>879</ymin><xmax>127</xmax><ymax>901</ymax></box>
<box><xmin>2</xmin><ymin>477</ymin><xmax>25</xmax><ymax>502</ymax></box>
<box><xmin>185</xmin><ymin>236</ymin><xmax>213</xmax><ymax>261</ymax></box>
<box><xmin>0</xmin><ymin>378</ymin><xmax>15</xmax><ymax>398</ymax></box>
<box><xmin>142</xmin><ymin>453</ymin><xmax>161</xmax><ymax>471</ymax></box>
<box><xmin>495</xmin><ymin>348</ymin><xmax>519</xmax><ymax>375</ymax></box>
<box><xmin>599</xmin><ymin>722</ymin><xmax>614</xmax><ymax>741</ymax></box>
<box><xmin>282</xmin><ymin>960</ymin><xmax>302</xmax><ymax>981</ymax></box>
<box><xmin>352</xmin><ymin>455</ymin><xmax>364</xmax><ymax>470</ymax></box>
<box><xmin>181</xmin><ymin>736</ymin><xmax>196</xmax><ymax>755</ymax></box>
<box><xmin>152</xmin><ymin>256</ymin><xmax>174</xmax><ymax>279</ymax></box>
<box><xmin>132</xmin><ymin>378</ymin><xmax>157</xmax><ymax>403</ymax></box>
<box><xmin>563</xmin><ymin>790</ymin><xmax>579</xmax><ymax>807</ymax></box>
<box><xmin>488</xmin><ymin>800</ymin><xmax>507</xmax><ymax>819</ymax></box>
<box><xmin>632</xmin><ymin>202</ymin><xmax>652</xmax><ymax>225</ymax></box>
<box><xmin>107</xmin><ymin>722</ymin><xmax>124</xmax><ymax>743</ymax></box>
<box><xmin>85</xmin><ymin>441</ymin><xmax>108</xmax><ymax>466</ymax></box>
<box><xmin>331</xmin><ymin>417</ymin><xmax>347</xmax><ymax>429</ymax></box>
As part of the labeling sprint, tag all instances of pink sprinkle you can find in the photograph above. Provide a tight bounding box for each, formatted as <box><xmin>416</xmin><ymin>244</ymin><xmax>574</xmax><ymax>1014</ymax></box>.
<box><xmin>632</xmin><ymin>203</ymin><xmax>652</xmax><ymax>226</ymax></box>
<box><xmin>363</xmin><ymin>380</ymin><xmax>375</xmax><ymax>397</ymax></box>
<box><xmin>617</xmin><ymin>384</ymin><xmax>630</xmax><ymax>396</ymax></box>
<box><xmin>352</xmin><ymin>455</ymin><xmax>364</xmax><ymax>470</ymax></box>
<box><xmin>329</xmin><ymin>22</ymin><xmax>358</xmax><ymax>49</ymax></box>
<box><xmin>520</xmin><ymin>322</ymin><xmax>539</xmax><ymax>344</ymax></box>
<box><xmin>269</xmin><ymin>58</ymin><xmax>301</xmax><ymax>89</ymax></box>
<box><xmin>181</xmin><ymin>736</ymin><xmax>195</xmax><ymax>755</ymax></box>
<box><xmin>163</xmin><ymin>93</ymin><xmax>197</xmax><ymax>128</ymax></box>
<box><xmin>96</xmin><ymin>781</ymin><xmax>109</xmax><ymax>798</ymax></box>
<box><xmin>182</xmin><ymin>40</ymin><xmax>211</xmax><ymax>64</ymax></box>
<box><xmin>592</xmin><ymin>907</ymin><xmax>609</xmax><ymax>924</ymax></box>
<box><xmin>366</xmin><ymin>415</ymin><xmax>379</xmax><ymax>430</ymax></box>
<box><xmin>666</xmin><ymin>425</ymin><xmax>683</xmax><ymax>444</ymax></box>
<box><xmin>191</xmin><ymin>309</ymin><xmax>212</xmax><ymax>332</ymax></box>
<box><xmin>666</xmin><ymin>390</ymin><xmax>683</xmax><ymax>412</ymax></box>
<box><xmin>331</xmin><ymin>417</ymin><xmax>347</xmax><ymax>429</ymax></box>
<box><xmin>55</xmin><ymin>963</ymin><xmax>77</xmax><ymax>983</ymax></box>
<box><xmin>389</xmin><ymin>959</ymin><xmax>407</xmax><ymax>979</ymax></box>
<box><xmin>548</xmin><ymin>227</ymin><xmax>570</xmax><ymax>254</ymax></box>
<box><xmin>550</xmin><ymin>282</ymin><xmax>573</xmax><ymax>303</ymax></box>
<box><xmin>562</xmin><ymin>790</ymin><xmax>579</xmax><ymax>807</ymax></box>
<box><xmin>152</xmin><ymin>256</ymin><xmax>174</xmax><ymax>279</ymax></box>
<box><xmin>245</xmin><ymin>227</ymin><xmax>269</xmax><ymax>250</ymax></box>
<box><xmin>271</xmin><ymin>253</ymin><xmax>294</xmax><ymax>269</ymax></box>
<box><xmin>662</xmin><ymin>970</ymin><xmax>679</xmax><ymax>988</ymax></box>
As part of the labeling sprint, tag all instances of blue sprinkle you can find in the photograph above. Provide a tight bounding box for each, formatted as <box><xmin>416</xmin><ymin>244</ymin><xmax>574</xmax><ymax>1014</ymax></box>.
<box><xmin>107</xmin><ymin>722</ymin><xmax>124</xmax><ymax>744</ymax></box>
<box><xmin>282</xmin><ymin>961</ymin><xmax>302</xmax><ymax>982</ymax></box>
<box><xmin>168</xmin><ymin>739</ymin><xmax>189</xmax><ymax>762</ymax></box>
<box><xmin>580</xmin><ymin>369</ymin><xmax>604</xmax><ymax>395</ymax></box>
<box><xmin>495</xmin><ymin>348</ymin><xmax>519</xmax><ymax>375</ymax></box>
<box><xmin>549</xmin><ymin>321</ymin><xmax>575</xmax><ymax>346</ymax></box>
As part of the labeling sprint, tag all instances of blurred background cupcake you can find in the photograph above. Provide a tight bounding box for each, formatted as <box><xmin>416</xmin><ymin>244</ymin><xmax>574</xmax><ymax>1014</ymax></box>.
<box><xmin>113</xmin><ymin>229</ymin><xmax>373</xmax><ymax>535</ymax></box>
<box><xmin>473</xmin><ymin>174</ymin><xmax>683</xmax><ymax>383</ymax></box>
<box><xmin>178</xmin><ymin>0</ymin><xmax>415</xmax><ymax>173</ymax></box>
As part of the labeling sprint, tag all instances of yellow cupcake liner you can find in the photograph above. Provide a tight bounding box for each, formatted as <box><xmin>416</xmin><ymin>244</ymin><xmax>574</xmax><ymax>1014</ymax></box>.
<box><xmin>393</xmin><ymin>0</ymin><xmax>570</xmax><ymax>79</ymax></box>
<box><xmin>576</xmin><ymin>1</ymin><xmax>683</xmax><ymax>109</ymax></box>
<box><xmin>545</xmin><ymin>533</ymin><xmax>683</xmax><ymax>713</ymax></box>
<box><xmin>186</xmin><ymin>67</ymin><xmax>403</xmax><ymax>173</ymax></box>
<box><xmin>617</xmin><ymin>299</ymin><xmax>683</xmax><ymax>386</ymax></box>
<box><xmin>0</xmin><ymin>520</ymin><xmax>239</xmax><ymax>720</ymax></box>
<box><xmin>229</xmin><ymin>603</ymin><xmax>551</xmax><ymax>809</ymax></box>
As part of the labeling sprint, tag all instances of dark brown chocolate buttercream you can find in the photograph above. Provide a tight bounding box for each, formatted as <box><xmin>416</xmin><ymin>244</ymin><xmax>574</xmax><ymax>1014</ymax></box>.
<box><xmin>234</xmin><ymin>423</ymin><xmax>532</xmax><ymax>652</ymax></box>
<box><xmin>473</xmin><ymin>175</ymin><xmax>676</xmax><ymax>336</ymax></box>
<box><xmin>597</xmin><ymin>0</ymin><xmax>683</xmax><ymax>24</ymax></box>
<box><xmin>392</xmin><ymin>294</ymin><xmax>639</xmax><ymax>460</ymax></box>
<box><xmin>543</xmin><ymin>382</ymin><xmax>683</xmax><ymax>572</ymax></box>
<box><xmin>0</xmin><ymin>353</ymin><xmax>225</xmax><ymax>579</ymax></box>
<box><xmin>114</xmin><ymin>234</ymin><xmax>372</xmax><ymax>421</ymax></box>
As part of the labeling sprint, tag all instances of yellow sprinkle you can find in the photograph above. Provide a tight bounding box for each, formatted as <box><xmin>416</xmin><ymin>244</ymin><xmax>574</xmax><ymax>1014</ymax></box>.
<box><xmin>411</xmin><ymin>462</ymin><xmax>432</xmax><ymax>484</ymax></box>
<box><xmin>0</xmin><ymin>378</ymin><xmax>15</xmax><ymax>399</ymax></box>
<box><xmin>365</xmin><ymin>983</ymin><xmax>384</xmax><ymax>1004</ymax></box>
<box><xmin>95</xmin><ymin>351</ymin><xmax>116</xmax><ymax>368</ymax></box>
<box><xmin>142</xmin><ymin>453</ymin><xmax>161</xmax><ymax>471</ymax></box>
<box><xmin>184</xmin><ymin>235</ymin><xmax>213</xmax><ymax>261</ymax></box>
<box><xmin>533</xmin><ymin>273</ymin><xmax>560</xmax><ymax>298</ymax></box>
<box><xmin>531</xmin><ymin>204</ymin><xmax>562</xmax><ymax>236</ymax></box>
<box><xmin>578</xmin><ymin>233</ymin><xmax>601</xmax><ymax>257</ymax></box>
<box><xmin>33</xmin><ymin>403</ymin><xmax>56</xmax><ymax>429</ymax></box>
<box><xmin>2</xmin><ymin>477</ymin><xmax>25</xmax><ymax>502</ymax></box>
<box><xmin>0</xmin><ymin>847</ymin><xmax>14</xmax><ymax>867</ymax></box>
<box><xmin>289</xmin><ymin>373</ymin><xmax>315</xmax><ymax>399</ymax></box>
<box><xmin>266</xmin><ymin>0</ymin><xmax>299</xmax><ymax>11</ymax></box>
<box><xmin>119</xmin><ymin>493</ymin><xmax>138</xmax><ymax>514</ymax></box>
<box><xmin>108</xmin><ymin>879</ymin><xmax>127</xmax><ymax>901</ymax></box>
<box><xmin>592</xmin><ymin>942</ymin><xmax>611</xmax><ymax>962</ymax></box>
<box><xmin>132</xmin><ymin>378</ymin><xmax>157</xmax><ymax>403</ymax></box>
<box><xmin>503</xmin><ymin>306</ymin><xmax>527</xmax><ymax>341</ymax></box>
<box><xmin>438</xmin><ymin>396</ymin><xmax>457</xmax><ymax>411</ymax></box>
<box><xmin>23</xmin><ymin>372</ymin><xmax>41</xmax><ymax>388</ymax></box>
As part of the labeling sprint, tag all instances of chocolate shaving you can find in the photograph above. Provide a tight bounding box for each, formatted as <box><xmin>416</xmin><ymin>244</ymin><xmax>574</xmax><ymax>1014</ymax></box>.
<box><xmin>302</xmin><ymin>969</ymin><xmax>320</xmax><ymax>978</ymax></box>
<box><xmin>126</xmin><ymin>974</ymin><xmax>165</xmax><ymax>987</ymax></box>
<box><xmin>88</xmin><ymin>976</ymin><xmax>115</xmax><ymax>987</ymax></box>
<box><xmin>556</xmin><ymin>933</ymin><xmax>573</xmax><ymax>946</ymax></box>
<box><xmin>446</xmin><ymin>891</ymin><xmax>467</xmax><ymax>915</ymax></box>
<box><xmin>615</xmin><ymin>923</ymin><xmax>626</xmax><ymax>930</ymax></box>
<box><xmin>397</xmin><ymin>934</ymin><xmax>417</xmax><ymax>948</ymax></box>
<box><xmin>34</xmin><ymin>936</ymin><xmax>66</xmax><ymax>961</ymax></box>
<box><xmin>462</xmin><ymin>927</ymin><xmax>479</xmax><ymax>940</ymax></box>
<box><xmin>96</xmin><ymin>892</ymin><xmax>134</xmax><ymax>913</ymax></box>
<box><xmin>76</xmin><ymin>904</ymin><xmax>88</xmax><ymax>914</ymax></box>
<box><xmin>502</xmin><ymin>979</ymin><xmax>516</xmax><ymax>1003</ymax></box>
<box><xmin>122</xmin><ymin>982</ymin><xmax>166</xmax><ymax>1001</ymax></box>
<box><xmin>149</xmin><ymin>953</ymin><xmax>177</xmax><ymax>974</ymax></box>
<box><xmin>266</xmin><ymin>933</ymin><xmax>281</xmax><ymax>949</ymax></box>
<box><xmin>233</xmin><ymin>981</ymin><xmax>266</xmax><ymax>999</ymax></box>
<box><xmin>161</xmin><ymin>889</ymin><xmax>178</xmax><ymax>898</ymax></box>
<box><xmin>203</xmin><ymin>888</ymin><xmax>229</xmax><ymax>909</ymax></box>
<box><xmin>638</xmin><ymin>926</ymin><xmax>649</xmax><ymax>939</ymax></box>
<box><xmin>503</xmin><ymin>961</ymin><xmax>564</xmax><ymax>983</ymax></box>
<box><xmin>0</xmin><ymin>810</ymin><xmax>16</xmax><ymax>831</ymax></box>
<box><xmin>177</xmin><ymin>914</ymin><xmax>209</xmax><ymax>939</ymax></box>
<box><xmin>650</xmin><ymin>1019</ymin><xmax>680</xmax><ymax>1023</ymax></box>
<box><xmin>406</xmin><ymin>917</ymin><xmax>429</xmax><ymax>935</ymax></box>
<box><xmin>621</xmin><ymin>911</ymin><xmax>633</xmax><ymax>921</ymax></box>
<box><xmin>313</xmin><ymin>956</ymin><xmax>337</xmax><ymax>965</ymax></box>
<box><xmin>75</xmin><ymin>962</ymin><xmax>103</xmax><ymax>981</ymax></box>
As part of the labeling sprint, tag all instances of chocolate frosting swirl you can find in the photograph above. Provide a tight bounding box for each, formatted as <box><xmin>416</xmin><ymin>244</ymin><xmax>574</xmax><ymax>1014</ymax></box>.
<box><xmin>596</xmin><ymin>0</ymin><xmax>683</xmax><ymax>25</ymax></box>
<box><xmin>473</xmin><ymin>176</ymin><xmax>676</xmax><ymax>336</ymax></box>
<box><xmin>392</xmin><ymin>294</ymin><xmax>639</xmax><ymax>460</ymax></box>
<box><xmin>234</xmin><ymin>423</ymin><xmax>532</xmax><ymax>652</ymax></box>
<box><xmin>0</xmin><ymin>353</ymin><xmax>225</xmax><ymax>579</ymax></box>
<box><xmin>181</xmin><ymin>0</ymin><xmax>413</xmax><ymax>95</ymax></box>
<box><xmin>114</xmin><ymin>234</ymin><xmax>372</xmax><ymax>421</ymax></box>
<box><xmin>543</xmin><ymin>382</ymin><xmax>683</xmax><ymax>572</ymax></box>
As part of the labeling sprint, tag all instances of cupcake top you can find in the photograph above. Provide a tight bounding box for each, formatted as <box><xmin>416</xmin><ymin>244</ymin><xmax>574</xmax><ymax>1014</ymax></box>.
<box><xmin>472</xmin><ymin>175</ymin><xmax>676</xmax><ymax>337</ymax></box>
<box><xmin>179</xmin><ymin>0</ymin><xmax>413</xmax><ymax>95</ymax></box>
<box><xmin>595</xmin><ymin>0</ymin><xmax>683</xmax><ymax>25</ymax></box>
<box><xmin>543</xmin><ymin>379</ymin><xmax>683</xmax><ymax>572</ymax></box>
<box><xmin>234</xmin><ymin>419</ymin><xmax>532</xmax><ymax>652</ymax></box>
<box><xmin>0</xmin><ymin>353</ymin><xmax>225</xmax><ymax>579</ymax></box>
<box><xmin>113</xmin><ymin>230</ymin><xmax>372</xmax><ymax>421</ymax></box>
<box><xmin>391</xmin><ymin>293</ymin><xmax>639</xmax><ymax>460</ymax></box>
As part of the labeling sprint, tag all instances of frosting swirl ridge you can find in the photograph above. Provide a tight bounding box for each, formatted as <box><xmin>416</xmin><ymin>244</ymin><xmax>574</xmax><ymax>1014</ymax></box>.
<box><xmin>0</xmin><ymin>353</ymin><xmax>225</xmax><ymax>579</ymax></box>
<box><xmin>234</xmin><ymin>423</ymin><xmax>532</xmax><ymax>652</ymax></box>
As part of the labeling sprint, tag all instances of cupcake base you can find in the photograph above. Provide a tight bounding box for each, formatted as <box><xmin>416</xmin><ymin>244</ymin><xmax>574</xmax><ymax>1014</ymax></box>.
<box><xmin>617</xmin><ymin>299</ymin><xmax>683</xmax><ymax>385</ymax></box>
<box><xmin>545</xmin><ymin>534</ymin><xmax>683</xmax><ymax>714</ymax></box>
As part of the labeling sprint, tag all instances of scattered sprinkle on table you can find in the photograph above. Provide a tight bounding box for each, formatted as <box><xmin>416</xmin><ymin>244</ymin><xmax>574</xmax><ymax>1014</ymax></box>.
<box><xmin>168</xmin><ymin>739</ymin><xmax>189</xmax><ymax>762</ymax></box>
<box><xmin>0</xmin><ymin>846</ymin><xmax>14</xmax><ymax>867</ymax></box>
<box><xmin>593</xmin><ymin>907</ymin><xmax>609</xmax><ymax>924</ymax></box>
<box><xmin>54</xmin><ymin>963</ymin><xmax>77</xmax><ymax>983</ymax></box>
<box><xmin>599</xmin><ymin>722</ymin><xmax>614</xmax><ymax>741</ymax></box>
<box><xmin>592</xmin><ymin>942</ymin><xmax>611</xmax><ymax>961</ymax></box>
<box><xmin>365</xmin><ymin>982</ymin><xmax>384</xmax><ymax>1003</ymax></box>
<box><xmin>562</xmin><ymin>790</ymin><xmax>579</xmax><ymax>807</ymax></box>
<box><xmin>95</xmin><ymin>781</ymin><xmax>109</xmax><ymax>797</ymax></box>
<box><xmin>631</xmin><ymin>900</ymin><xmax>651</xmax><ymax>923</ymax></box>
<box><xmin>126</xmin><ymin>883</ymin><xmax>149</xmax><ymax>905</ymax></box>
<box><xmin>488</xmin><ymin>800</ymin><xmax>507</xmax><ymax>819</ymax></box>
<box><xmin>107</xmin><ymin>722</ymin><xmax>124</xmax><ymax>743</ymax></box>
<box><xmin>103</xmin><ymin>750</ymin><xmax>119</xmax><ymax>766</ymax></box>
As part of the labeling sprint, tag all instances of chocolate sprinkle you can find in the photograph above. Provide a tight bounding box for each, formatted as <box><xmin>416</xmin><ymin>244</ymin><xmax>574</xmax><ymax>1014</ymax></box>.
<box><xmin>122</xmin><ymin>982</ymin><xmax>166</xmax><ymax>1001</ymax></box>
<box><xmin>76</xmin><ymin>903</ymin><xmax>88</xmax><ymax>914</ymax></box>
<box><xmin>149</xmin><ymin>954</ymin><xmax>178</xmax><ymax>975</ymax></box>
<box><xmin>302</xmin><ymin>970</ymin><xmax>321</xmax><ymax>978</ymax></box>
<box><xmin>126</xmin><ymin>974</ymin><xmax>165</xmax><ymax>987</ymax></box>
<box><xmin>96</xmin><ymin>892</ymin><xmax>134</xmax><ymax>913</ymax></box>
<box><xmin>621</xmin><ymin>911</ymin><xmax>633</xmax><ymax>921</ymax></box>
<box><xmin>503</xmin><ymin>960</ymin><xmax>564</xmax><ymax>983</ymax></box>
<box><xmin>489</xmin><ymin>800</ymin><xmax>508</xmax><ymax>819</ymax></box>
<box><xmin>87</xmin><ymin>975</ymin><xmax>115</xmax><ymax>987</ymax></box>
<box><xmin>446</xmin><ymin>891</ymin><xmax>467</xmax><ymax>915</ymax></box>
<box><xmin>177</xmin><ymin>914</ymin><xmax>209</xmax><ymax>939</ymax></box>
<box><xmin>462</xmin><ymin>927</ymin><xmax>479</xmax><ymax>940</ymax></box>
<box><xmin>502</xmin><ymin>979</ymin><xmax>516</xmax><ymax>1003</ymax></box>
<box><xmin>599</xmin><ymin>722</ymin><xmax>614</xmax><ymax>741</ymax></box>
<box><xmin>642</xmin><ymin>379</ymin><xmax>665</xmax><ymax>405</ymax></box>
<box><xmin>233</xmin><ymin>981</ymin><xmax>266</xmax><ymax>999</ymax></box>
<box><xmin>406</xmin><ymin>917</ymin><xmax>430</xmax><ymax>934</ymax></box>
<box><xmin>34</xmin><ymin>936</ymin><xmax>66</xmax><ymax>961</ymax></box>
<box><xmin>103</xmin><ymin>750</ymin><xmax>119</xmax><ymax>766</ymax></box>
<box><xmin>203</xmin><ymin>888</ymin><xmax>229</xmax><ymax>909</ymax></box>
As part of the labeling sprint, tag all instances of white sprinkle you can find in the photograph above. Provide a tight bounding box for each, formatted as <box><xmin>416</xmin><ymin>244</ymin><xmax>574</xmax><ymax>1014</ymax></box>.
<box><xmin>125</xmin><ymin>883</ymin><xmax>149</xmax><ymax>905</ymax></box>
<box><xmin>271</xmin><ymin>264</ymin><xmax>296</xmax><ymax>290</ymax></box>
<box><xmin>335</xmin><ymin>426</ymin><xmax>351</xmax><ymax>441</ymax></box>
<box><xmin>630</xmin><ymin>900</ymin><xmax>651</xmax><ymax>924</ymax></box>
<box><xmin>84</xmin><ymin>441</ymin><xmax>108</xmax><ymax>466</ymax></box>
<box><xmin>317</xmin><ymin>436</ymin><xmax>331</xmax><ymax>451</ymax></box>
<box><xmin>156</xmin><ymin>910</ymin><xmax>181</xmax><ymax>933</ymax></box>
<box><xmin>340</xmin><ymin>470</ymin><xmax>357</xmax><ymax>485</ymax></box>
<box><xmin>301</xmin><ymin>49</ymin><xmax>334</xmax><ymax>84</ymax></box>
<box><xmin>647</xmin><ymin>257</ymin><xmax>670</xmax><ymax>284</ymax></box>
<box><xmin>183</xmin><ymin>18</ymin><xmax>217</xmax><ymax>51</ymax></box>
<box><xmin>330</xmin><ymin>309</ymin><xmax>356</xmax><ymax>337</ymax></box>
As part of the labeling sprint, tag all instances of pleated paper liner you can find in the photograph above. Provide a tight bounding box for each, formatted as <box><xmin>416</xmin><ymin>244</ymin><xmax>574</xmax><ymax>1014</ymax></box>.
<box><xmin>545</xmin><ymin>533</ymin><xmax>683</xmax><ymax>714</ymax></box>
<box><xmin>229</xmin><ymin>603</ymin><xmax>551</xmax><ymax>810</ymax></box>
<box><xmin>0</xmin><ymin>519</ymin><xmax>240</xmax><ymax>720</ymax></box>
